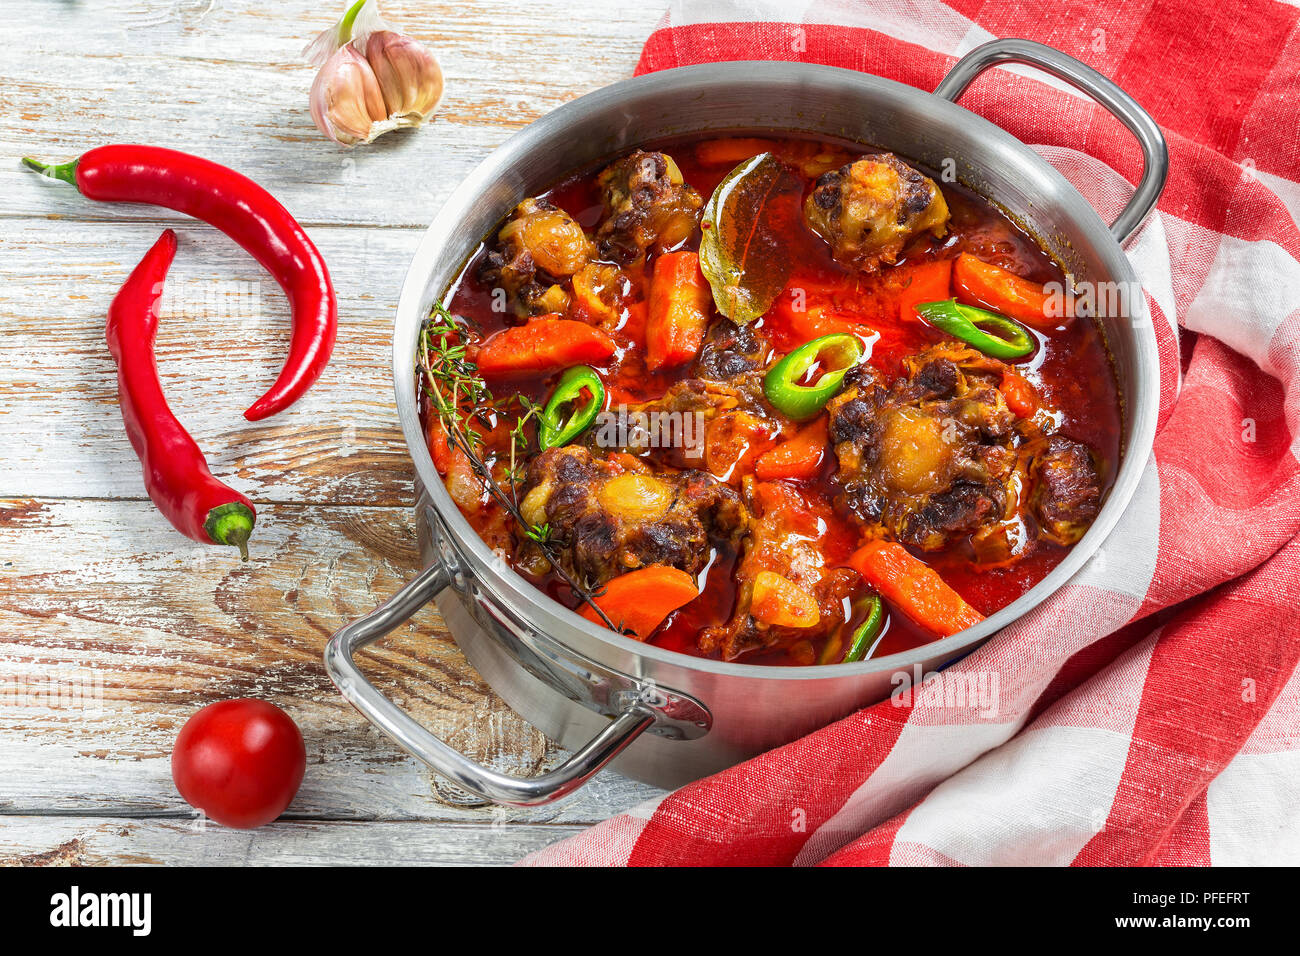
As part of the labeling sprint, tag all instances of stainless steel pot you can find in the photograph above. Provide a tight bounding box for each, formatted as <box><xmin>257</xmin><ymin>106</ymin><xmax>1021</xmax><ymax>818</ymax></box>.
<box><xmin>325</xmin><ymin>39</ymin><xmax>1168</xmax><ymax>805</ymax></box>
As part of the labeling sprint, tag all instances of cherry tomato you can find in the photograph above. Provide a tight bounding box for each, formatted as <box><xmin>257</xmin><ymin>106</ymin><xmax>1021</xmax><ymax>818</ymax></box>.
<box><xmin>171</xmin><ymin>698</ymin><xmax>306</xmax><ymax>829</ymax></box>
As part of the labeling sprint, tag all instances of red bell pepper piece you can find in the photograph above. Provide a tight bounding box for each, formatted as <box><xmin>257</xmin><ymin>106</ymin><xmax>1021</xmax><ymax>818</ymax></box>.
<box><xmin>999</xmin><ymin>369</ymin><xmax>1040</xmax><ymax>418</ymax></box>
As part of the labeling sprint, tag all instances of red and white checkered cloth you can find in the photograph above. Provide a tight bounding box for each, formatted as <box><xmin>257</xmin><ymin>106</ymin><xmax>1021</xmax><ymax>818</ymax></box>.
<box><xmin>523</xmin><ymin>0</ymin><xmax>1300</xmax><ymax>866</ymax></box>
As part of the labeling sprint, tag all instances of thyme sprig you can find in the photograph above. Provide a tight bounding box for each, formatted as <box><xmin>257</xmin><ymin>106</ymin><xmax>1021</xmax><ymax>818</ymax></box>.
<box><xmin>418</xmin><ymin>303</ymin><xmax>622</xmax><ymax>632</ymax></box>
<box><xmin>503</xmin><ymin>394</ymin><xmax>541</xmax><ymax>500</ymax></box>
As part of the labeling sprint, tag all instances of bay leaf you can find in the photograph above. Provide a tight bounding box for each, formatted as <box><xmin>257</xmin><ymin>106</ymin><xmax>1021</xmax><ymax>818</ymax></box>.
<box><xmin>698</xmin><ymin>152</ymin><xmax>804</xmax><ymax>324</ymax></box>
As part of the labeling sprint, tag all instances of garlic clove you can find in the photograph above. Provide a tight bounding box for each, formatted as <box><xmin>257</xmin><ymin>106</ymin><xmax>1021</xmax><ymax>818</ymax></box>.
<box><xmin>310</xmin><ymin>43</ymin><xmax>389</xmax><ymax>147</ymax></box>
<box><xmin>363</xmin><ymin>30</ymin><xmax>444</xmax><ymax>128</ymax></box>
<box><xmin>305</xmin><ymin>1</ymin><xmax>445</xmax><ymax>147</ymax></box>
<box><xmin>304</xmin><ymin>0</ymin><xmax>386</xmax><ymax>67</ymax></box>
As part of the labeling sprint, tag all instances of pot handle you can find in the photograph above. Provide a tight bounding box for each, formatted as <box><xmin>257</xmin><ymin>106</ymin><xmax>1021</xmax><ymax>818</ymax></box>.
<box><xmin>934</xmin><ymin>37</ymin><xmax>1168</xmax><ymax>244</ymax></box>
<box><xmin>324</xmin><ymin>563</ymin><xmax>655</xmax><ymax>806</ymax></box>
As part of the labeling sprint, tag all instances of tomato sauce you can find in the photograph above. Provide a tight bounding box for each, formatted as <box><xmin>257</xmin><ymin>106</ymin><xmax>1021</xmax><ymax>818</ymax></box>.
<box><xmin>430</xmin><ymin>133</ymin><xmax>1122</xmax><ymax>665</ymax></box>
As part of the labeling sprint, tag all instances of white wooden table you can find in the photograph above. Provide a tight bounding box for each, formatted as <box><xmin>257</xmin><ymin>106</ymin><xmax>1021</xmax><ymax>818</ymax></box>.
<box><xmin>0</xmin><ymin>0</ymin><xmax>669</xmax><ymax>865</ymax></box>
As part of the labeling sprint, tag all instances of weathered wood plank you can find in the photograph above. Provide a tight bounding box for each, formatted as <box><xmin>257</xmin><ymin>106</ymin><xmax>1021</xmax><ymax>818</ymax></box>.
<box><xmin>0</xmin><ymin>0</ymin><xmax>663</xmax><ymax>227</ymax></box>
<box><xmin>0</xmin><ymin>497</ymin><xmax>665</xmax><ymax>823</ymax></box>
<box><xmin>0</xmin><ymin>816</ymin><xmax>581</xmax><ymax>866</ymax></box>
<box><xmin>0</xmin><ymin>0</ymin><xmax>668</xmax><ymax>865</ymax></box>
<box><xmin>0</xmin><ymin>219</ymin><xmax>417</xmax><ymax>505</ymax></box>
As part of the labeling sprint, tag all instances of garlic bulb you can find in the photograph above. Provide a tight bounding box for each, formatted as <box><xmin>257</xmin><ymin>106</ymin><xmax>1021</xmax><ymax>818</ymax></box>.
<box><xmin>363</xmin><ymin>31</ymin><xmax>444</xmax><ymax>128</ymax></box>
<box><xmin>305</xmin><ymin>0</ymin><xmax>444</xmax><ymax>147</ymax></box>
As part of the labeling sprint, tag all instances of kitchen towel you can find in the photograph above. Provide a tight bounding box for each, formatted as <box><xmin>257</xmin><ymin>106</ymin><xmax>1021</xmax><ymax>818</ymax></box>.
<box><xmin>524</xmin><ymin>0</ymin><xmax>1300</xmax><ymax>866</ymax></box>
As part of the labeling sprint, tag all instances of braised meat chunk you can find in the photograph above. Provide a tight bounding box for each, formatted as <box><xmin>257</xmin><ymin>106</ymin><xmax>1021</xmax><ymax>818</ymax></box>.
<box><xmin>519</xmin><ymin>446</ymin><xmax>750</xmax><ymax>587</ymax></box>
<box><xmin>595</xmin><ymin>150</ymin><xmax>703</xmax><ymax>264</ymax></box>
<box><xmin>805</xmin><ymin>153</ymin><xmax>949</xmax><ymax>272</ymax></box>
<box><xmin>1031</xmin><ymin>436</ymin><xmax>1101</xmax><ymax>545</ymax></box>
<box><xmin>480</xmin><ymin>197</ymin><xmax>594</xmax><ymax>316</ymax></box>
<box><xmin>700</xmin><ymin>481</ymin><xmax>858</xmax><ymax>661</ymax></box>
<box><xmin>590</xmin><ymin>377</ymin><xmax>751</xmax><ymax>469</ymax></box>
<box><xmin>693</xmin><ymin>318</ymin><xmax>769</xmax><ymax>384</ymax></box>
<box><xmin>827</xmin><ymin>343</ymin><xmax>1021</xmax><ymax>551</ymax></box>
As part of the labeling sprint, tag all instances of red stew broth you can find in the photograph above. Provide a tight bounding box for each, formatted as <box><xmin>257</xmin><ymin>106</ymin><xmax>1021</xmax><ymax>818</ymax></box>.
<box><xmin>431</xmin><ymin>133</ymin><xmax>1122</xmax><ymax>665</ymax></box>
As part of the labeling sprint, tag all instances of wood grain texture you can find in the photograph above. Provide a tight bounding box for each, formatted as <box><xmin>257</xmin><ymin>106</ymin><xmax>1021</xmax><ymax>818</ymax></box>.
<box><xmin>0</xmin><ymin>220</ymin><xmax>418</xmax><ymax>505</ymax></box>
<box><xmin>0</xmin><ymin>0</ymin><xmax>668</xmax><ymax>865</ymax></box>
<box><xmin>0</xmin><ymin>498</ymin><xmax>666</xmax><ymax>825</ymax></box>
<box><xmin>1</xmin><ymin>0</ymin><xmax>664</xmax><ymax>226</ymax></box>
<box><xmin>0</xmin><ymin>817</ymin><xmax>587</xmax><ymax>866</ymax></box>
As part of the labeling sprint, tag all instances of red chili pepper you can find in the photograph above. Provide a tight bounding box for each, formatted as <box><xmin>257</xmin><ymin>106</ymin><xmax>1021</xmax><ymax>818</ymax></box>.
<box><xmin>23</xmin><ymin>145</ymin><xmax>336</xmax><ymax>421</ymax></box>
<box><xmin>109</xmin><ymin>230</ymin><xmax>256</xmax><ymax>559</ymax></box>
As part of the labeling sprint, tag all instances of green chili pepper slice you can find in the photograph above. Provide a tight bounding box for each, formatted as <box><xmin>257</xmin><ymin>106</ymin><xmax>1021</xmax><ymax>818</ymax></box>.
<box><xmin>817</xmin><ymin>593</ymin><xmax>885</xmax><ymax>664</ymax></box>
<box><xmin>915</xmin><ymin>298</ymin><xmax>1035</xmax><ymax>361</ymax></box>
<box><xmin>540</xmin><ymin>365</ymin><xmax>605</xmax><ymax>450</ymax></box>
<box><xmin>842</xmin><ymin>595</ymin><xmax>885</xmax><ymax>663</ymax></box>
<box><xmin>763</xmin><ymin>332</ymin><xmax>865</xmax><ymax>420</ymax></box>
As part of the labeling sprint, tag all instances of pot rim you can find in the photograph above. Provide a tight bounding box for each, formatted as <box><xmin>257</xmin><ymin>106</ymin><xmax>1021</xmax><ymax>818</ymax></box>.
<box><xmin>393</xmin><ymin>59</ymin><xmax>1160</xmax><ymax>682</ymax></box>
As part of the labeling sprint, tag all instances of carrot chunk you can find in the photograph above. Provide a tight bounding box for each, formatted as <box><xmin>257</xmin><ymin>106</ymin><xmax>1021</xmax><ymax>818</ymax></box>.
<box><xmin>427</xmin><ymin>418</ymin><xmax>452</xmax><ymax>474</ymax></box>
<box><xmin>846</xmin><ymin>540</ymin><xmax>984</xmax><ymax>637</ymax></box>
<box><xmin>754</xmin><ymin>416</ymin><xmax>829</xmax><ymax>481</ymax></box>
<box><xmin>750</xmin><ymin>570</ymin><xmax>821</xmax><ymax>628</ymax></box>
<box><xmin>474</xmin><ymin>316</ymin><xmax>616</xmax><ymax>377</ymax></box>
<box><xmin>579</xmin><ymin>565</ymin><xmax>700</xmax><ymax>639</ymax></box>
<box><xmin>953</xmin><ymin>253</ymin><xmax>1071</xmax><ymax>329</ymax></box>
<box><xmin>646</xmin><ymin>251</ymin><xmax>711</xmax><ymax>371</ymax></box>
<box><xmin>897</xmin><ymin>258</ymin><xmax>954</xmax><ymax>323</ymax></box>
